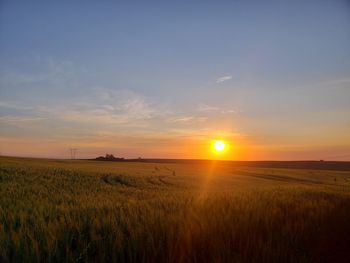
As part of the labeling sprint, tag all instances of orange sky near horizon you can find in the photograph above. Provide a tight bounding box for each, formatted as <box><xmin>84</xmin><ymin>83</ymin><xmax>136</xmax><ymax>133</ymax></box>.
<box><xmin>1</xmin><ymin>132</ymin><xmax>349</xmax><ymax>161</ymax></box>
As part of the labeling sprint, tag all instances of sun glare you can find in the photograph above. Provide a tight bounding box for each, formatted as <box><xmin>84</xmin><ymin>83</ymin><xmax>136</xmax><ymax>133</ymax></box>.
<box><xmin>214</xmin><ymin>140</ymin><xmax>225</xmax><ymax>152</ymax></box>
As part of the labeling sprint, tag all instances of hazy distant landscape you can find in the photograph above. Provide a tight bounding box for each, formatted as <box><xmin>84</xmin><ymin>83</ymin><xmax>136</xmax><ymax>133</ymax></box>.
<box><xmin>1</xmin><ymin>156</ymin><xmax>350</xmax><ymax>262</ymax></box>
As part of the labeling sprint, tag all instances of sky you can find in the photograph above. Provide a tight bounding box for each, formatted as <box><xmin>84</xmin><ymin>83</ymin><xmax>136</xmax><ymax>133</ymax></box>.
<box><xmin>0</xmin><ymin>0</ymin><xmax>350</xmax><ymax>160</ymax></box>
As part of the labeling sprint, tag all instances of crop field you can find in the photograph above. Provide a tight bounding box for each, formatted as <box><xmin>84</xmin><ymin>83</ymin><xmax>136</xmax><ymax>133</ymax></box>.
<box><xmin>1</xmin><ymin>156</ymin><xmax>350</xmax><ymax>263</ymax></box>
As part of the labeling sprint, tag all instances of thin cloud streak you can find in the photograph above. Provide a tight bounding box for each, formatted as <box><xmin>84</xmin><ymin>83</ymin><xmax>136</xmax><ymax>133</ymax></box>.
<box><xmin>216</xmin><ymin>75</ymin><xmax>232</xmax><ymax>83</ymax></box>
<box><xmin>0</xmin><ymin>116</ymin><xmax>47</xmax><ymax>123</ymax></box>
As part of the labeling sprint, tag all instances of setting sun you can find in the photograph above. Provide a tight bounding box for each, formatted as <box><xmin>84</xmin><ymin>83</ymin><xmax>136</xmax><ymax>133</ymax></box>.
<box><xmin>214</xmin><ymin>140</ymin><xmax>226</xmax><ymax>152</ymax></box>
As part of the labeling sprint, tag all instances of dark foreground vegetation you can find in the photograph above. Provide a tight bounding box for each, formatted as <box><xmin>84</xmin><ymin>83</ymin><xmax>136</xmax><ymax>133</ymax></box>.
<box><xmin>1</xmin><ymin>156</ymin><xmax>350</xmax><ymax>262</ymax></box>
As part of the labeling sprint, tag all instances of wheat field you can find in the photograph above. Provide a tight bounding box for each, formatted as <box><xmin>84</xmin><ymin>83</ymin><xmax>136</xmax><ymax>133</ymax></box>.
<box><xmin>1</xmin><ymin>156</ymin><xmax>350</xmax><ymax>262</ymax></box>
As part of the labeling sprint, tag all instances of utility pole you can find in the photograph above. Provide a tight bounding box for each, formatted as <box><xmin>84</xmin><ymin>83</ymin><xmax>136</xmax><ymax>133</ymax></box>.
<box><xmin>69</xmin><ymin>148</ymin><xmax>78</xmax><ymax>159</ymax></box>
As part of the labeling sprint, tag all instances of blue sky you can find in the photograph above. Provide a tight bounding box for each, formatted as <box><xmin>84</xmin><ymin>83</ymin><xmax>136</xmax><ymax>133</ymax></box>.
<box><xmin>0</xmin><ymin>0</ymin><xmax>349</xmax><ymax>160</ymax></box>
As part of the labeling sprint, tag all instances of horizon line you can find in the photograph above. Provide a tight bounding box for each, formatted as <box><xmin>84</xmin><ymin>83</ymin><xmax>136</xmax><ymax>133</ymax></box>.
<box><xmin>1</xmin><ymin>155</ymin><xmax>350</xmax><ymax>163</ymax></box>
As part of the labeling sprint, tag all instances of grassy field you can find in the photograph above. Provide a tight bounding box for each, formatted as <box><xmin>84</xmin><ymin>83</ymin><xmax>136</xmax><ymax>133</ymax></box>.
<box><xmin>1</xmin><ymin>156</ymin><xmax>350</xmax><ymax>263</ymax></box>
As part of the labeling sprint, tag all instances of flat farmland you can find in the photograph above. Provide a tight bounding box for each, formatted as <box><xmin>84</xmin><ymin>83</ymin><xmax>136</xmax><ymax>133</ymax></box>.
<box><xmin>1</xmin><ymin>157</ymin><xmax>350</xmax><ymax>262</ymax></box>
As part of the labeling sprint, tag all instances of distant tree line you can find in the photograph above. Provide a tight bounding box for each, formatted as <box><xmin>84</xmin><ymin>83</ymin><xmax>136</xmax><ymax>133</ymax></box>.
<box><xmin>95</xmin><ymin>154</ymin><xmax>125</xmax><ymax>161</ymax></box>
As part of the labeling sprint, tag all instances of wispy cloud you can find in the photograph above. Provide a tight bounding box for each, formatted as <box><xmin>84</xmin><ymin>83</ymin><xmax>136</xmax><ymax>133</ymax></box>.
<box><xmin>221</xmin><ymin>109</ymin><xmax>239</xmax><ymax>114</ymax></box>
<box><xmin>196</xmin><ymin>103</ymin><xmax>239</xmax><ymax>115</ymax></box>
<box><xmin>0</xmin><ymin>56</ymin><xmax>78</xmax><ymax>92</ymax></box>
<box><xmin>38</xmin><ymin>89</ymin><xmax>159</xmax><ymax>126</ymax></box>
<box><xmin>216</xmin><ymin>75</ymin><xmax>232</xmax><ymax>83</ymax></box>
<box><xmin>0</xmin><ymin>116</ymin><xmax>47</xmax><ymax>123</ymax></box>
<box><xmin>0</xmin><ymin>55</ymin><xmax>244</xmax><ymax>146</ymax></box>
<box><xmin>0</xmin><ymin>87</ymin><xmax>162</xmax><ymax>129</ymax></box>
<box><xmin>0</xmin><ymin>101</ymin><xmax>32</xmax><ymax>110</ymax></box>
<box><xmin>197</xmin><ymin>103</ymin><xmax>219</xmax><ymax>112</ymax></box>
<box><xmin>168</xmin><ymin>116</ymin><xmax>207</xmax><ymax>123</ymax></box>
